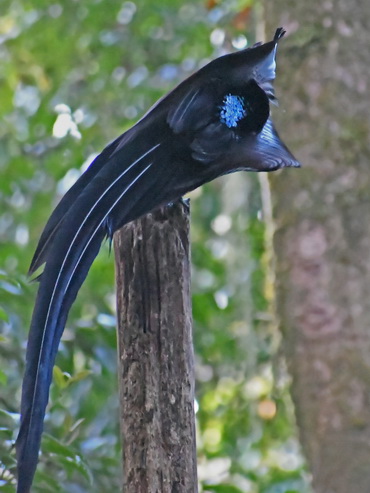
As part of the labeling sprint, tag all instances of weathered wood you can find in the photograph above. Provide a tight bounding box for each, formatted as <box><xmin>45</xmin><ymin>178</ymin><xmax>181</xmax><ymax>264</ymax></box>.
<box><xmin>265</xmin><ymin>6</ymin><xmax>370</xmax><ymax>493</ymax></box>
<box><xmin>114</xmin><ymin>200</ymin><xmax>198</xmax><ymax>493</ymax></box>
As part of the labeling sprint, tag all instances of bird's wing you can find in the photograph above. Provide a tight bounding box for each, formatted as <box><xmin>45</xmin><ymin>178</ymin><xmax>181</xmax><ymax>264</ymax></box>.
<box><xmin>167</xmin><ymin>81</ymin><xmax>219</xmax><ymax>134</ymax></box>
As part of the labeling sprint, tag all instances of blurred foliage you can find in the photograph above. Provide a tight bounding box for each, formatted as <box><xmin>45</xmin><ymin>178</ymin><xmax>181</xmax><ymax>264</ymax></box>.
<box><xmin>0</xmin><ymin>1</ymin><xmax>311</xmax><ymax>492</ymax></box>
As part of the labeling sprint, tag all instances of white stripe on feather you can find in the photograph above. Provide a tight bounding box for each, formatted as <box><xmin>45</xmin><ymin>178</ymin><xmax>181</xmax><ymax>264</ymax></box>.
<box><xmin>64</xmin><ymin>161</ymin><xmax>153</xmax><ymax>293</ymax></box>
<box><xmin>24</xmin><ymin>143</ymin><xmax>160</xmax><ymax>444</ymax></box>
<box><xmin>176</xmin><ymin>89</ymin><xmax>200</xmax><ymax>121</ymax></box>
<box><xmin>169</xmin><ymin>88</ymin><xmax>200</xmax><ymax>131</ymax></box>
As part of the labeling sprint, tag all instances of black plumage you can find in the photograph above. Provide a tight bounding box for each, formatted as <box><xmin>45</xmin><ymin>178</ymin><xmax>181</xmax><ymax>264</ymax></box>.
<box><xmin>16</xmin><ymin>27</ymin><xmax>300</xmax><ymax>493</ymax></box>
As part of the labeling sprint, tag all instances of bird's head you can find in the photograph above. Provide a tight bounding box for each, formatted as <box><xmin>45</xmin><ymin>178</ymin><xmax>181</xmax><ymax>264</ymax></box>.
<box><xmin>188</xmin><ymin>29</ymin><xmax>301</xmax><ymax>171</ymax></box>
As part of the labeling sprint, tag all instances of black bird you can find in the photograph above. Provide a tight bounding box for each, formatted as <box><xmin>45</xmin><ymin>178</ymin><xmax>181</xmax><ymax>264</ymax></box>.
<box><xmin>16</xmin><ymin>28</ymin><xmax>300</xmax><ymax>492</ymax></box>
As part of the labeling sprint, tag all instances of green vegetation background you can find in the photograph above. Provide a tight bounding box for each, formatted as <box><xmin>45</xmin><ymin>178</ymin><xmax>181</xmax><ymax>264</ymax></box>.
<box><xmin>0</xmin><ymin>1</ymin><xmax>310</xmax><ymax>491</ymax></box>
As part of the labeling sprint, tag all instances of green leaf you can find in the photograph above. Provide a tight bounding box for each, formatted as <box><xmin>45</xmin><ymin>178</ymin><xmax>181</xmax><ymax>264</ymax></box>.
<box><xmin>203</xmin><ymin>485</ymin><xmax>245</xmax><ymax>493</ymax></box>
<box><xmin>42</xmin><ymin>434</ymin><xmax>76</xmax><ymax>458</ymax></box>
<box><xmin>42</xmin><ymin>435</ymin><xmax>92</xmax><ymax>485</ymax></box>
<box><xmin>0</xmin><ymin>307</ymin><xmax>9</xmax><ymax>322</ymax></box>
<box><xmin>53</xmin><ymin>366</ymin><xmax>70</xmax><ymax>390</ymax></box>
<box><xmin>68</xmin><ymin>370</ymin><xmax>92</xmax><ymax>385</ymax></box>
<box><xmin>0</xmin><ymin>370</ymin><xmax>8</xmax><ymax>385</ymax></box>
<box><xmin>59</xmin><ymin>456</ymin><xmax>93</xmax><ymax>484</ymax></box>
<box><xmin>0</xmin><ymin>483</ymin><xmax>17</xmax><ymax>493</ymax></box>
<box><xmin>0</xmin><ymin>408</ymin><xmax>18</xmax><ymax>424</ymax></box>
<box><xmin>33</xmin><ymin>468</ymin><xmax>62</xmax><ymax>492</ymax></box>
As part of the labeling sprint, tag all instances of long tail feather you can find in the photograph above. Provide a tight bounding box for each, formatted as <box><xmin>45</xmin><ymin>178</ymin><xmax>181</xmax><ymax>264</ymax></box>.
<box><xmin>16</xmin><ymin>140</ymin><xmax>169</xmax><ymax>492</ymax></box>
<box><xmin>16</xmin><ymin>228</ymin><xmax>104</xmax><ymax>493</ymax></box>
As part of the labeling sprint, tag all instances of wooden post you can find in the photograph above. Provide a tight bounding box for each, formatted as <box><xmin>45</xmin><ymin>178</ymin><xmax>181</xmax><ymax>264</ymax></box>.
<box><xmin>113</xmin><ymin>200</ymin><xmax>198</xmax><ymax>493</ymax></box>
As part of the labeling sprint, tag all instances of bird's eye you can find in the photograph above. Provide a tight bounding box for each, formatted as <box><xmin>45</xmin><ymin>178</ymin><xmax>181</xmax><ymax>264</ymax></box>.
<box><xmin>219</xmin><ymin>94</ymin><xmax>246</xmax><ymax>128</ymax></box>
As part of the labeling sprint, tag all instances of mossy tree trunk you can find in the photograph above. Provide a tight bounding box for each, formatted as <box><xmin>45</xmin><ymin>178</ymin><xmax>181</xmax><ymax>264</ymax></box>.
<box><xmin>265</xmin><ymin>4</ymin><xmax>370</xmax><ymax>493</ymax></box>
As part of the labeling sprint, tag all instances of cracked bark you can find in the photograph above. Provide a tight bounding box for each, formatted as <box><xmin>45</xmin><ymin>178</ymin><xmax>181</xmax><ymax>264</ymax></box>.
<box><xmin>114</xmin><ymin>200</ymin><xmax>198</xmax><ymax>493</ymax></box>
<box><xmin>265</xmin><ymin>5</ymin><xmax>370</xmax><ymax>493</ymax></box>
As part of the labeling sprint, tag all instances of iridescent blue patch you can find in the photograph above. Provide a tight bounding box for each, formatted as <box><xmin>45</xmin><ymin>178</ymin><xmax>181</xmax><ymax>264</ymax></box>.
<box><xmin>219</xmin><ymin>94</ymin><xmax>246</xmax><ymax>128</ymax></box>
